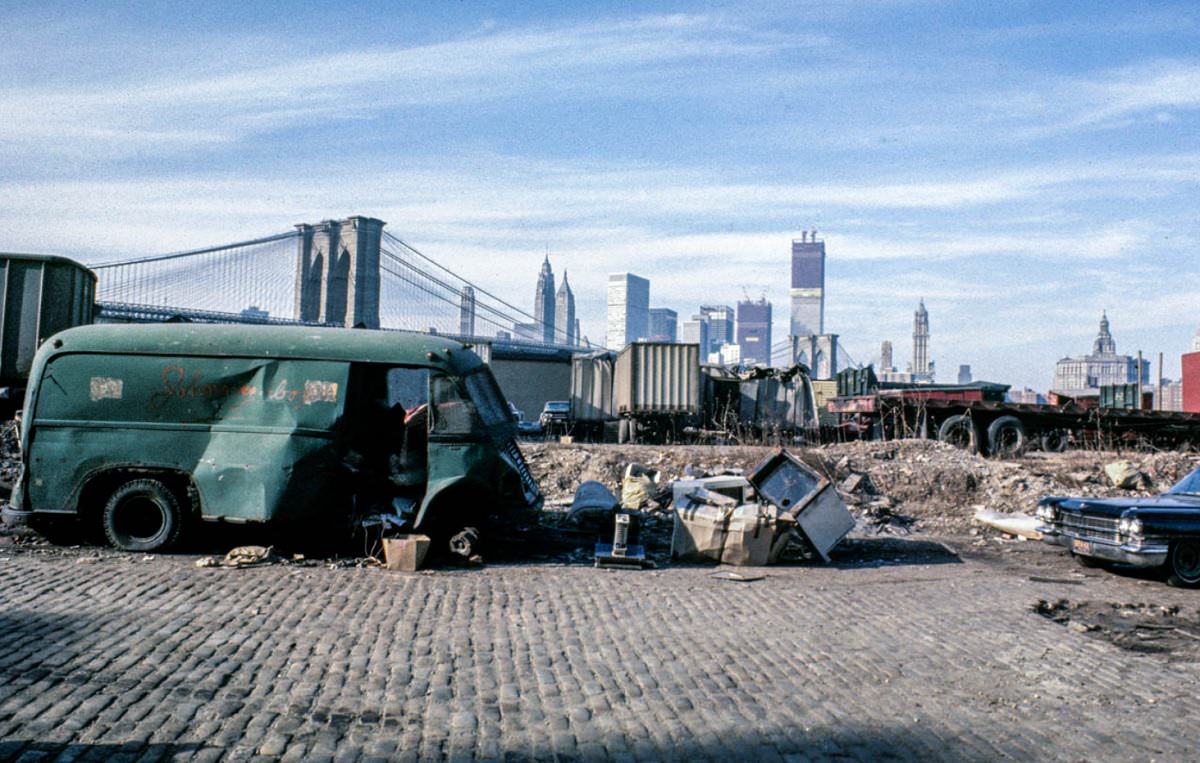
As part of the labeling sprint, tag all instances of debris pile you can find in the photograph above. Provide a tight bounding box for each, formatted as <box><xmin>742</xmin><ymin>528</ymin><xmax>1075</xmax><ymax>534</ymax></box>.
<box><xmin>525</xmin><ymin>440</ymin><xmax>1200</xmax><ymax>536</ymax></box>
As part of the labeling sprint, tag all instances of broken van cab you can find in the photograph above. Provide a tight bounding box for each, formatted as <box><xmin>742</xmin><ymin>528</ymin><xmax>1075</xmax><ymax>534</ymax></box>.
<box><xmin>6</xmin><ymin>324</ymin><xmax>542</xmax><ymax>552</ymax></box>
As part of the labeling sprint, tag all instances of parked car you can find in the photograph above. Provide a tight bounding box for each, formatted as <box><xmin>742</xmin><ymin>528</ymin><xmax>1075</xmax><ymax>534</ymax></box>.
<box><xmin>1036</xmin><ymin>465</ymin><xmax>1200</xmax><ymax>587</ymax></box>
<box><xmin>4</xmin><ymin>324</ymin><xmax>542</xmax><ymax>553</ymax></box>
<box><xmin>539</xmin><ymin>400</ymin><xmax>571</xmax><ymax>434</ymax></box>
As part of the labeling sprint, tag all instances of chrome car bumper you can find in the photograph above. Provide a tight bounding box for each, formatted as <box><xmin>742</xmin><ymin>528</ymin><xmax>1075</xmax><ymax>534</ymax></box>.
<box><xmin>1039</xmin><ymin>526</ymin><xmax>1168</xmax><ymax>567</ymax></box>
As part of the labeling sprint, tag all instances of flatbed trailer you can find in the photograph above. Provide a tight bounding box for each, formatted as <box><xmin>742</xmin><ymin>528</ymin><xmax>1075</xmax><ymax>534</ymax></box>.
<box><xmin>828</xmin><ymin>391</ymin><xmax>1200</xmax><ymax>456</ymax></box>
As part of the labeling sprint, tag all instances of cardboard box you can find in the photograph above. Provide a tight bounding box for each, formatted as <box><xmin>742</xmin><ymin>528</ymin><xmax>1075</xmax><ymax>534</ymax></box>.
<box><xmin>382</xmin><ymin>534</ymin><xmax>431</xmax><ymax>571</ymax></box>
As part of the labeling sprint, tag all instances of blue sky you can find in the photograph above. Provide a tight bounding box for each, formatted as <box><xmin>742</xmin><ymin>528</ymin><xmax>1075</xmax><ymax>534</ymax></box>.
<box><xmin>1</xmin><ymin>1</ymin><xmax>1197</xmax><ymax>390</ymax></box>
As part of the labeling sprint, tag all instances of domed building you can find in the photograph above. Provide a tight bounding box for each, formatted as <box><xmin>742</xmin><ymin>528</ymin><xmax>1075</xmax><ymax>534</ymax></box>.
<box><xmin>1050</xmin><ymin>312</ymin><xmax>1150</xmax><ymax>395</ymax></box>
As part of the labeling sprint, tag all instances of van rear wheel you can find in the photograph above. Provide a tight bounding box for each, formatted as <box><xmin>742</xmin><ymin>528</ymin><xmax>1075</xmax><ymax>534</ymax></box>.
<box><xmin>102</xmin><ymin>479</ymin><xmax>183</xmax><ymax>552</ymax></box>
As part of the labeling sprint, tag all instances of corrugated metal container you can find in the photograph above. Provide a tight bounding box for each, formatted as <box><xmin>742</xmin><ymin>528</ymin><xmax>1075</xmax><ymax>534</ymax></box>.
<box><xmin>0</xmin><ymin>253</ymin><xmax>96</xmax><ymax>385</ymax></box>
<box><xmin>836</xmin><ymin>366</ymin><xmax>878</xmax><ymax>397</ymax></box>
<box><xmin>1099</xmin><ymin>383</ymin><xmax>1146</xmax><ymax>410</ymax></box>
<box><xmin>614</xmin><ymin>342</ymin><xmax>700</xmax><ymax>414</ymax></box>
<box><xmin>811</xmin><ymin>380</ymin><xmax>839</xmax><ymax>426</ymax></box>
<box><xmin>1185</xmin><ymin>352</ymin><xmax>1200</xmax><ymax>414</ymax></box>
<box><xmin>571</xmin><ymin>351</ymin><xmax>617</xmax><ymax>422</ymax></box>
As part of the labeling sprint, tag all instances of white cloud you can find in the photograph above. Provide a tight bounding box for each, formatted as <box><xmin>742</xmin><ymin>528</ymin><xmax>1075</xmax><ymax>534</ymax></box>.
<box><xmin>0</xmin><ymin>14</ymin><xmax>805</xmax><ymax>158</ymax></box>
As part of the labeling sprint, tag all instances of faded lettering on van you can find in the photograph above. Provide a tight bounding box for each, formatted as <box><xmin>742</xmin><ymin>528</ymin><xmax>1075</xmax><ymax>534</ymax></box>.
<box><xmin>303</xmin><ymin>380</ymin><xmax>339</xmax><ymax>404</ymax></box>
<box><xmin>148</xmin><ymin>364</ymin><xmax>337</xmax><ymax>413</ymax></box>
<box><xmin>149</xmin><ymin>365</ymin><xmax>257</xmax><ymax>412</ymax></box>
<box><xmin>90</xmin><ymin>377</ymin><xmax>123</xmax><ymax>401</ymax></box>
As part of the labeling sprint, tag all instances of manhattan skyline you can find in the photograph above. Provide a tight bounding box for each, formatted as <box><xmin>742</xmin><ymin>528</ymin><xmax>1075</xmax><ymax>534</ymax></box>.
<box><xmin>1</xmin><ymin>2</ymin><xmax>1197</xmax><ymax>388</ymax></box>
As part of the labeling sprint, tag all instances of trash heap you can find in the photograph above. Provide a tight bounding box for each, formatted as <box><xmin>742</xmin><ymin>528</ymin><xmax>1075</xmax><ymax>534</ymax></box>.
<box><xmin>571</xmin><ymin>448</ymin><xmax>855</xmax><ymax>568</ymax></box>
<box><xmin>670</xmin><ymin>448</ymin><xmax>855</xmax><ymax>566</ymax></box>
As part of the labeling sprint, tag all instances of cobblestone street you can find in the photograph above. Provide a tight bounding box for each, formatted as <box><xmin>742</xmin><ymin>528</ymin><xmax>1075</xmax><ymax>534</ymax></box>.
<box><xmin>1</xmin><ymin>537</ymin><xmax>1198</xmax><ymax>762</ymax></box>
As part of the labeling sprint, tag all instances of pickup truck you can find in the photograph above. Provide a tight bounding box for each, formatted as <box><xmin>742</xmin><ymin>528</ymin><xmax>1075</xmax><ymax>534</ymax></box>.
<box><xmin>1036</xmin><ymin>465</ymin><xmax>1200</xmax><ymax>587</ymax></box>
<box><xmin>539</xmin><ymin>400</ymin><xmax>571</xmax><ymax>435</ymax></box>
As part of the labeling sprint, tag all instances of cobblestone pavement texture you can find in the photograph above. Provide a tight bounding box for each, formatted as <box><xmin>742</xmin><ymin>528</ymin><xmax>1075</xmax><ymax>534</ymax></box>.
<box><xmin>1</xmin><ymin>537</ymin><xmax>1198</xmax><ymax>762</ymax></box>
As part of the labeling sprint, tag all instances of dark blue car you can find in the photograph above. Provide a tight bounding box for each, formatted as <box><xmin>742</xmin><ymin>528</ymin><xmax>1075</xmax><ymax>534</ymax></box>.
<box><xmin>1037</xmin><ymin>465</ymin><xmax>1200</xmax><ymax>587</ymax></box>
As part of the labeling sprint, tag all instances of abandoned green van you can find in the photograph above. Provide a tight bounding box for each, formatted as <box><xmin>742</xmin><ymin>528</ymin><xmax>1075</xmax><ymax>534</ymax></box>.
<box><xmin>6</xmin><ymin>323</ymin><xmax>542</xmax><ymax>551</ymax></box>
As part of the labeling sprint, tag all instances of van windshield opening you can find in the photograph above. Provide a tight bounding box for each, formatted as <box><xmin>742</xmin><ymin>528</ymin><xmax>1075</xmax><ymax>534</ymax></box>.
<box><xmin>430</xmin><ymin>370</ymin><xmax>514</xmax><ymax>436</ymax></box>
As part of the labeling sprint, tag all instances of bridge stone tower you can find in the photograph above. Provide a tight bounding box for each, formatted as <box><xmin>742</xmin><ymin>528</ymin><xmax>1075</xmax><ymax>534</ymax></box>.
<box><xmin>294</xmin><ymin>216</ymin><xmax>384</xmax><ymax>329</ymax></box>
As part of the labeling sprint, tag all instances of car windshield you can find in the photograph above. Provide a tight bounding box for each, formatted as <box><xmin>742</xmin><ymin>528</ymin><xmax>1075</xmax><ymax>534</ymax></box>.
<box><xmin>545</xmin><ymin>402</ymin><xmax>569</xmax><ymax>412</ymax></box>
<box><xmin>1169</xmin><ymin>466</ymin><xmax>1200</xmax><ymax>496</ymax></box>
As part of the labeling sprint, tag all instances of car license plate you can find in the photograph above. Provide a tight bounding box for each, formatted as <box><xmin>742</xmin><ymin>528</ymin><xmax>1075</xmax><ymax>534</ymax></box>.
<box><xmin>1072</xmin><ymin>538</ymin><xmax>1092</xmax><ymax>555</ymax></box>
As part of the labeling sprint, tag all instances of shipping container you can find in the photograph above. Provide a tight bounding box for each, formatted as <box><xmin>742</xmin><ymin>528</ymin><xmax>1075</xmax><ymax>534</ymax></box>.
<box><xmin>1185</xmin><ymin>352</ymin><xmax>1200</xmax><ymax>414</ymax></box>
<box><xmin>570</xmin><ymin>351</ymin><xmax>617</xmax><ymax>423</ymax></box>
<box><xmin>1099</xmin><ymin>382</ymin><xmax>1150</xmax><ymax>411</ymax></box>
<box><xmin>836</xmin><ymin>366</ymin><xmax>878</xmax><ymax>398</ymax></box>
<box><xmin>0</xmin><ymin>253</ymin><xmax>96</xmax><ymax>386</ymax></box>
<box><xmin>811</xmin><ymin>380</ymin><xmax>839</xmax><ymax>426</ymax></box>
<box><xmin>614</xmin><ymin>342</ymin><xmax>700</xmax><ymax>415</ymax></box>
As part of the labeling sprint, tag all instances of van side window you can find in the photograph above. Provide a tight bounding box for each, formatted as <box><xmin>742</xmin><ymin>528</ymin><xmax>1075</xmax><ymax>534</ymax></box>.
<box><xmin>431</xmin><ymin>374</ymin><xmax>480</xmax><ymax>434</ymax></box>
<box><xmin>387</xmin><ymin>367</ymin><xmax>429</xmax><ymax>411</ymax></box>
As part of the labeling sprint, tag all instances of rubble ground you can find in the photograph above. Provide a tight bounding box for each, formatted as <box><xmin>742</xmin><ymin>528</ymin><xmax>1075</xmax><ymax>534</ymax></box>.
<box><xmin>523</xmin><ymin>439</ymin><xmax>1200</xmax><ymax>535</ymax></box>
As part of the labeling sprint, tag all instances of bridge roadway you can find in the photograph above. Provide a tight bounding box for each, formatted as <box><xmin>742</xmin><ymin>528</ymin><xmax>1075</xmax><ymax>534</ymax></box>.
<box><xmin>0</xmin><ymin>535</ymin><xmax>1195</xmax><ymax>762</ymax></box>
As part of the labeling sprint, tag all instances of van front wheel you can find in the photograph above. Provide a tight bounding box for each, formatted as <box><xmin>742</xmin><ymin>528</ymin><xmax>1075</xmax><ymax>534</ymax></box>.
<box><xmin>102</xmin><ymin>479</ymin><xmax>183</xmax><ymax>552</ymax></box>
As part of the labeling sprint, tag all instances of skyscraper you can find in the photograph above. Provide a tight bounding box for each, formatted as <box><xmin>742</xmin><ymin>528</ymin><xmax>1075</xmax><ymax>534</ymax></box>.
<box><xmin>958</xmin><ymin>364</ymin><xmax>973</xmax><ymax>385</ymax></box>
<box><xmin>555</xmin><ymin>271</ymin><xmax>576</xmax><ymax>345</ymax></box>
<box><xmin>648</xmin><ymin>308</ymin><xmax>678</xmax><ymax>342</ymax></box>
<box><xmin>790</xmin><ymin>230</ymin><xmax>825</xmax><ymax>338</ymax></box>
<box><xmin>880</xmin><ymin>340</ymin><xmax>894</xmax><ymax>371</ymax></box>
<box><xmin>534</xmin><ymin>255</ymin><xmax>556</xmax><ymax>344</ymax></box>
<box><xmin>606</xmin><ymin>273</ymin><xmax>650</xmax><ymax>349</ymax></box>
<box><xmin>459</xmin><ymin>286</ymin><xmax>476</xmax><ymax>337</ymax></box>
<box><xmin>680</xmin><ymin>314</ymin><xmax>710</xmax><ymax>356</ymax></box>
<box><xmin>911</xmin><ymin>299</ymin><xmax>932</xmax><ymax>381</ymax></box>
<box><xmin>736</xmin><ymin>298</ymin><xmax>772</xmax><ymax>365</ymax></box>
<box><xmin>700</xmin><ymin>305</ymin><xmax>734</xmax><ymax>355</ymax></box>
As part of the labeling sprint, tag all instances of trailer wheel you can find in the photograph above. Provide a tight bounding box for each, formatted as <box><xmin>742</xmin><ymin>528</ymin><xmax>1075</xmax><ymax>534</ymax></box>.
<box><xmin>937</xmin><ymin>415</ymin><xmax>980</xmax><ymax>453</ymax></box>
<box><xmin>1040</xmin><ymin>429</ymin><xmax>1069</xmax><ymax>453</ymax></box>
<box><xmin>102</xmin><ymin>478</ymin><xmax>183</xmax><ymax>552</ymax></box>
<box><xmin>1167</xmin><ymin>541</ymin><xmax>1200</xmax><ymax>588</ymax></box>
<box><xmin>986</xmin><ymin>416</ymin><xmax>1027</xmax><ymax>458</ymax></box>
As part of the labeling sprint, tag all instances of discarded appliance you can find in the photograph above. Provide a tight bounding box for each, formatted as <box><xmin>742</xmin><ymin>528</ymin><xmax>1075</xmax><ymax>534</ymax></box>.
<box><xmin>672</xmin><ymin>502</ymin><xmax>734</xmax><ymax>562</ymax></box>
<box><xmin>671</xmin><ymin>475</ymin><xmax>754</xmax><ymax>507</ymax></box>
<box><xmin>383</xmin><ymin>534</ymin><xmax>431</xmax><ymax>571</ymax></box>
<box><xmin>595</xmin><ymin>512</ymin><xmax>647</xmax><ymax>569</ymax></box>
<box><xmin>747</xmin><ymin>449</ymin><xmax>855</xmax><ymax>562</ymax></box>
<box><xmin>721</xmin><ymin>504</ymin><xmax>777</xmax><ymax>566</ymax></box>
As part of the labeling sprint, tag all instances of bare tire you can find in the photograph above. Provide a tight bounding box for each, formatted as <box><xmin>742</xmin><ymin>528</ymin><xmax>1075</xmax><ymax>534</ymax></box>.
<box><xmin>1167</xmin><ymin>541</ymin><xmax>1200</xmax><ymax>588</ymax></box>
<box><xmin>102</xmin><ymin>479</ymin><xmax>183</xmax><ymax>552</ymax></box>
<box><xmin>1040</xmin><ymin>429</ymin><xmax>1069</xmax><ymax>453</ymax></box>
<box><xmin>937</xmin><ymin>415</ymin><xmax>980</xmax><ymax>453</ymax></box>
<box><xmin>986</xmin><ymin>416</ymin><xmax>1027</xmax><ymax>458</ymax></box>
